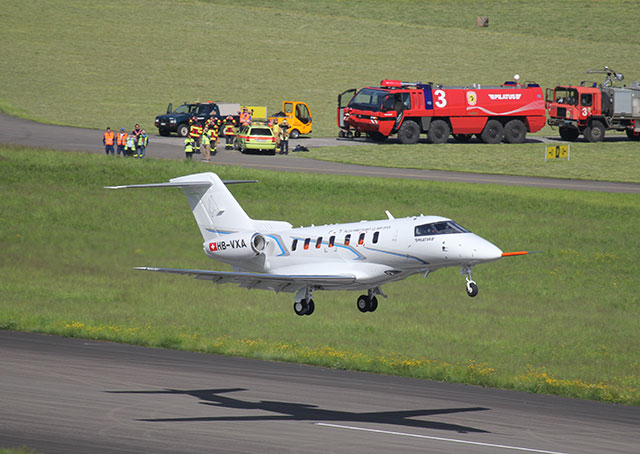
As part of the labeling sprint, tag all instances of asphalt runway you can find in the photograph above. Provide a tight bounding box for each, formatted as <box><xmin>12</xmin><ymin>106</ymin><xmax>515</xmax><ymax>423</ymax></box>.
<box><xmin>2</xmin><ymin>331</ymin><xmax>640</xmax><ymax>454</ymax></box>
<box><xmin>1</xmin><ymin>113</ymin><xmax>638</xmax><ymax>193</ymax></box>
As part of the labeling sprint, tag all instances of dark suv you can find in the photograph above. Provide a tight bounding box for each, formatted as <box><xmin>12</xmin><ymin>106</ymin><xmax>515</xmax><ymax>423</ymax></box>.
<box><xmin>156</xmin><ymin>102</ymin><xmax>240</xmax><ymax>137</ymax></box>
<box><xmin>155</xmin><ymin>102</ymin><xmax>199</xmax><ymax>137</ymax></box>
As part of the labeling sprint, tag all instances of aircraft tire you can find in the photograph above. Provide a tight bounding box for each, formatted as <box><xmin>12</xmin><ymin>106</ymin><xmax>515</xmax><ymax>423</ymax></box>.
<box><xmin>305</xmin><ymin>299</ymin><xmax>315</xmax><ymax>316</ymax></box>
<box><xmin>357</xmin><ymin>295</ymin><xmax>370</xmax><ymax>313</ymax></box>
<box><xmin>294</xmin><ymin>300</ymin><xmax>308</xmax><ymax>316</ymax></box>
<box><xmin>466</xmin><ymin>282</ymin><xmax>479</xmax><ymax>297</ymax></box>
<box><xmin>369</xmin><ymin>296</ymin><xmax>378</xmax><ymax>312</ymax></box>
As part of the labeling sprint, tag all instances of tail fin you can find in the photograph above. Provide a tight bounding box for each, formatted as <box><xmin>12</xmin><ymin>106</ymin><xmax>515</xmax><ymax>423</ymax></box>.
<box><xmin>107</xmin><ymin>172</ymin><xmax>257</xmax><ymax>241</ymax></box>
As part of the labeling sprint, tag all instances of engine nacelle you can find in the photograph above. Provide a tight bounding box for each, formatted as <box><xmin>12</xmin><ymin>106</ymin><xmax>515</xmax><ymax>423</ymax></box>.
<box><xmin>204</xmin><ymin>233</ymin><xmax>266</xmax><ymax>260</ymax></box>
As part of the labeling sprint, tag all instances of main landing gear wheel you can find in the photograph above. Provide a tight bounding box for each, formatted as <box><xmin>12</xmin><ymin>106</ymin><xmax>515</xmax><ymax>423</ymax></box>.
<box><xmin>356</xmin><ymin>295</ymin><xmax>378</xmax><ymax>313</ymax></box>
<box><xmin>294</xmin><ymin>299</ymin><xmax>315</xmax><ymax>316</ymax></box>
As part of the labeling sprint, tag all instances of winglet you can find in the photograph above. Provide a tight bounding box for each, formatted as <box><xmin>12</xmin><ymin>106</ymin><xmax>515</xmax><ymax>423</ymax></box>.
<box><xmin>385</xmin><ymin>210</ymin><xmax>394</xmax><ymax>220</ymax></box>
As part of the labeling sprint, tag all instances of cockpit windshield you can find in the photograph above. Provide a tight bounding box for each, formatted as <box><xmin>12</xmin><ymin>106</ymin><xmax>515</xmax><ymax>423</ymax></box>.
<box><xmin>348</xmin><ymin>88</ymin><xmax>388</xmax><ymax>111</ymax></box>
<box><xmin>414</xmin><ymin>221</ymin><xmax>469</xmax><ymax>236</ymax></box>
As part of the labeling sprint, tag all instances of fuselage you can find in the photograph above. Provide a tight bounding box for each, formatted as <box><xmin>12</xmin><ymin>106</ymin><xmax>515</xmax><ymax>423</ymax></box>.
<box><xmin>203</xmin><ymin>215</ymin><xmax>503</xmax><ymax>291</ymax></box>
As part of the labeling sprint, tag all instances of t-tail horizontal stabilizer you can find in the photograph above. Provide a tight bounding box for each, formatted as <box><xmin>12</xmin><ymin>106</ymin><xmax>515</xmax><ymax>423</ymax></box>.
<box><xmin>106</xmin><ymin>172</ymin><xmax>259</xmax><ymax>240</ymax></box>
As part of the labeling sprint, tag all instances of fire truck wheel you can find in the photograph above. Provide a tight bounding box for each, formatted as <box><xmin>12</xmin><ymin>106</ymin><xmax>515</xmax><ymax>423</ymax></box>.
<box><xmin>367</xmin><ymin>132</ymin><xmax>388</xmax><ymax>143</ymax></box>
<box><xmin>480</xmin><ymin>119</ymin><xmax>504</xmax><ymax>144</ymax></box>
<box><xmin>397</xmin><ymin>120</ymin><xmax>421</xmax><ymax>144</ymax></box>
<box><xmin>290</xmin><ymin>129</ymin><xmax>300</xmax><ymax>139</ymax></box>
<box><xmin>504</xmin><ymin>119</ymin><xmax>527</xmax><ymax>143</ymax></box>
<box><xmin>338</xmin><ymin>130</ymin><xmax>345</xmax><ymax>138</ymax></box>
<box><xmin>584</xmin><ymin>120</ymin><xmax>605</xmax><ymax>142</ymax></box>
<box><xmin>625</xmin><ymin>129</ymin><xmax>640</xmax><ymax>141</ymax></box>
<box><xmin>559</xmin><ymin>126</ymin><xmax>579</xmax><ymax>142</ymax></box>
<box><xmin>427</xmin><ymin>120</ymin><xmax>450</xmax><ymax>144</ymax></box>
<box><xmin>453</xmin><ymin>134</ymin><xmax>472</xmax><ymax>143</ymax></box>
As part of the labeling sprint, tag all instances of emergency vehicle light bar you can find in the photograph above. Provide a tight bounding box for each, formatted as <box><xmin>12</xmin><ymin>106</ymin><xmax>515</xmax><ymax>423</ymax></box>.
<box><xmin>380</xmin><ymin>80</ymin><xmax>425</xmax><ymax>88</ymax></box>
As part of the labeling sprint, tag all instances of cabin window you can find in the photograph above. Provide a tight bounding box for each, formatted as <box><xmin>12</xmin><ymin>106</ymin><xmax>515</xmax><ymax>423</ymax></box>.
<box><xmin>328</xmin><ymin>235</ymin><xmax>335</xmax><ymax>247</ymax></box>
<box><xmin>304</xmin><ymin>238</ymin><xmax>310</xmax><ymax>250</ymax></box>
<box><xmin>344</xmin><ymin>234</ymin><xmax>351</xmax><ymax>246</ymax></box>
<box><xmin>291</xmin><ymin>239</ymin><xmax>298</xmax><ymax>251</ymax></box>
<box><xmin>316</xmin><ymin>237</ymin><xmax>322</xmax><ymax>248</ymax></box>
<box><xmin>358</xmin><ymin>233</ymin><xmax>365</xmax><ymax>245</ymax></box>
<box><xmin>580</xmin><ymin>93</ymin><xmax>593</xmax><ymax>107</ymax></box>
<box><xmin>373</xmin><ymin>231</ymin><xmax>379</xmax><ymax>243</ymax></box>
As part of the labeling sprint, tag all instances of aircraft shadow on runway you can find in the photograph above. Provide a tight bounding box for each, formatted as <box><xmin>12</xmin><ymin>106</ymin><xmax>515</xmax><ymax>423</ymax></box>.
<box><xmin>107</xmin><ymin>388</ymin><xmax>489</xmax><ymax>434</ymax></box>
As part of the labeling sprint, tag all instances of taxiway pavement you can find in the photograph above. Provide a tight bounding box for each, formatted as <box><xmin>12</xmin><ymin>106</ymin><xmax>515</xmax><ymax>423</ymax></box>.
<box><xmin>1</xmin><ymin>113</ymin><xmax>638</xmax><ymax>193</ymax></box>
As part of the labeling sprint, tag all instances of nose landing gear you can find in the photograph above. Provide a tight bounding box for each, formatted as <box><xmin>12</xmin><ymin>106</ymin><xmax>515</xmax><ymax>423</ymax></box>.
<box><xmin>461</xmin><ymin>265</ymin><xmax>479</xmax><ymax>297</ymax></box>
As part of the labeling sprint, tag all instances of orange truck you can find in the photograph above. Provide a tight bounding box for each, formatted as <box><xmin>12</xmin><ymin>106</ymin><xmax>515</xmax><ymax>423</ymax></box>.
<box><xmin>268</xmin><ymin>100</ymin><xmax>312</xmax><ymax>138</ymax></box>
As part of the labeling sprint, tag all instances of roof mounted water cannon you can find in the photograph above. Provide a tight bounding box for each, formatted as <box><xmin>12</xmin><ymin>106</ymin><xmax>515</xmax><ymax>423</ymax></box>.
<box><xmin>586</xmin><ymin>66</ymin><xmax>624</xmax><ymax>87</ymax></box>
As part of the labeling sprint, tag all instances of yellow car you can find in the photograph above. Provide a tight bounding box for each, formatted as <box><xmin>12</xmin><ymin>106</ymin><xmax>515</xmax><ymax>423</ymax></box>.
<box><xmin>234</xmin><ymin>123</ymin><xmax>277</xmax><ymax>154</ymax></box>
<box><xmin>268</xmin><ymin>100</ymin><xmax>312</xmax><ymax>138</ymax></box>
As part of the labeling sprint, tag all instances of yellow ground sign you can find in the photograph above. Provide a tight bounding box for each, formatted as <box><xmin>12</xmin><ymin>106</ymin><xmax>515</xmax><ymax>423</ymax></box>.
<box><xmin>545</xmin><ymin>144</ymin><xmax>570</xmax><ymax>161</ymax></box>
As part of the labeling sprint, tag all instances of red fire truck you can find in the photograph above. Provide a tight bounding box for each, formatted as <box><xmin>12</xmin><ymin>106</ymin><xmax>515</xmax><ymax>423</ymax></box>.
<box><xmin>337</xmin><ymin>78</ymin><xmax>546</xmax><ymax>144</ymax></box>
<box><xmin>546</xmin><ymin>67</ymin><xmax>640</xmax><ymax>142</ymax></box>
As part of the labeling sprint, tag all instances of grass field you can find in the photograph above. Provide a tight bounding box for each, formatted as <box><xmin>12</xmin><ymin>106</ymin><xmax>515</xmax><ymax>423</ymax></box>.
<box><xmin>1</xmin><ymin>147</ymin><xmax>639</xmax><ymax>404</ymax></box>
<box><xmin>304</xmin><ymin>139</ymin><xmax>640</xmax><ymax>183</ymax></box>
<box><xmin>1</xmin><ymin>0</ymin><xmax>639</xmax><ymax>140</ymax></box>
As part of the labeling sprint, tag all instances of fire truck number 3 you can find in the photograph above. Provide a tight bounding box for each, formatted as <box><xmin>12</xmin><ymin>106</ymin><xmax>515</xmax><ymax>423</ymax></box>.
<box><xmin>434</xmin><ymin>89</ymin><xmax>447</xmax><ymax>108</ymax></box>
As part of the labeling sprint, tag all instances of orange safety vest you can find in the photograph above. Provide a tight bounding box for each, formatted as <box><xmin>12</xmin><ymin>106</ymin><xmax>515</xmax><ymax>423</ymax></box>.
<box><xmin>240</xmin><ymin>112</ymin><xmax>251</xmax><ymax>124</ymax></box>
<box><xmin>104</xmin><ymin>131</ymin><xmax>115</xmax><ymax>145</ymax></box>
<box><xmin>116</xmin><ymin>132</ymin><xmax>128</xmax><ymax>146</ymax></box>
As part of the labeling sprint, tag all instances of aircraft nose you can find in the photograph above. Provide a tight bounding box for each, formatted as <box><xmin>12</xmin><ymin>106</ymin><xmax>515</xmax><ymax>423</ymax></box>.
<box><xmin>472</xmin><ymin>238</ymin><xmax>503</xmax><ymax>262</ymax></box>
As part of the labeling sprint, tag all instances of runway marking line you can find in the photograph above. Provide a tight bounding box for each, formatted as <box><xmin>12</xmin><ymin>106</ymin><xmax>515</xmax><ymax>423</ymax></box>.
<box><xmin>315</xmin><ymin>423</ymin><xmax>570</xmax><ymax>454</ymax></box>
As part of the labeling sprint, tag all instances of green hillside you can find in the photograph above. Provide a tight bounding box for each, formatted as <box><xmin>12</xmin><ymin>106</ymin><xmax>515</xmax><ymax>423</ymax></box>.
<box><xmin>1</xmin><ymin>0</ymin><xmax>639</xmax><ymax>137</ymax></box>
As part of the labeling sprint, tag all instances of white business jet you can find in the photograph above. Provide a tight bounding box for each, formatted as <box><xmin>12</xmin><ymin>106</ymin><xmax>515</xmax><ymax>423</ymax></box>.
<box><xmin>107</xmin><ymin>172</ymin><xmax>530</xmax><ymax>316</ymax></box>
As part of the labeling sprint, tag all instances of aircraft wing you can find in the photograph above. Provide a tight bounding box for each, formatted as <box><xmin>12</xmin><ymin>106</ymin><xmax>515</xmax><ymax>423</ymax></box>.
<box><xmin>135</xmin><ymin>267</ymin><xmax>356</xmax><ymax>292</ymax></box>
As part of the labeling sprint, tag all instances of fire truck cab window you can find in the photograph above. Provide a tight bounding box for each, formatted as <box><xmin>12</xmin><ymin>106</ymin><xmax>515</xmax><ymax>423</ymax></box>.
<box><xmin>580</xmin><ymin>94</ymin><xmax>593</xmax><ymax>107</ymax></box>
<box><xmin>349</xmin><ymin>88</ymin><xmax>388</xmax><ymax>110</ymax></box>
<box><xmin>555</xmin><ymin>88</ymin><xmax>578</xmax><ymax>105</ymax></box>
